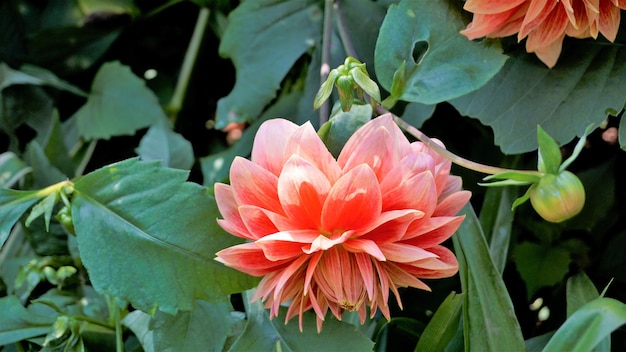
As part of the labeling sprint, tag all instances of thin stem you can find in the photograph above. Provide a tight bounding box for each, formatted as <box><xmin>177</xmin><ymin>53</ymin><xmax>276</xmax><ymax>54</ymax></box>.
<box><xmin>115</xmin><ymin>310</ymin><xmax>124</xmax><ymax>352</ymax></box>
<box><xmin>379</xmin><ymin>107</ymin><xmax>540</xmax><ymax>176</ymax></box>
<box><xmin>167</xmin><ymin>7</ymin><xmax>210</xmax><ymax>121</ymax></box>
<box><xmin>319</xmin><ymin>0</ymin><xmax>334</xmax><ymax>125</ymax></box>
<box><xmin>334</xmin><ymin>1</ymin><xmax>358</xmax><ymax>59</ymax></box>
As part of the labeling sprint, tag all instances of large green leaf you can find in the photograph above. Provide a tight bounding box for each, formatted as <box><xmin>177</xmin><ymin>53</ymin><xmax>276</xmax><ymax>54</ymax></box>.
<box><xmin>479</xmin><ymin>186</ymin><xmax>518</xmax><ymax>275</ymax></box>
<box><xmin>122</xmin><ymin>311</ymin><xmax>155</xmax><ymax>352</ymax></box>
<box><xmin>71</xmin><ymin>158</ymin><xmax>258</xmax><ymax>314</ymax></box>
<box><xmin>452</xmin><ymin>204</ymin><xmax>525</xmax><ymax>352</ymax></box>
<box><xmin>0</xmin><ymin>152</ymin><xmax>31</xmax><ymax>188</ymax></box>
<box><xmin>150</xmin><ymin>300</ymin><xmax>233</xmax><ymax>352</ymax></box>
<box><xmin>0</xmin><ymin>295</ymin><xmax>55</xmax><ymax>345</ymax></box>
<box><xmin>215</xmin><ymin>0</ymin><xmax>322</xmax><ymax>128</ymax></box>
<box><xmin>136</xmin><ymin>123</ymin><xmax>195</xmax><ymax>170</ymax></box>
<box><xmin>74</xmin><ymin>61</ymin><xmax>165</xmax><ymax>140</ymax></box>
<box><xmin>619</xmin><ymin>115</ymin><xmax>626</xmax><ymax>150</ymax></box>
<box><xmin>542</xmin><ymin>298</ymin><xmax>626</xmax><ymax>352</ymax></box>
<box><xmin>512</xmin><ymin>241</ymin><xmax>571</xmax><ymax>299</ymax></box>
<box><xmin>374</xmin><ymin>0</ymin><xmax>506</xmax><ymax>105</ymax></box>
<box><xmin>450</xmin><ymin>44</ymin><xmax>626</xmax><ymax>154</ymax></box>
<box><xmin>0</xmin><ymin>188</ymin><xmax>45</xmax><ymax>248</ymax></box>
<box><xmin>228</xmin><ymin>291</ymin><xmax>374</xmax><ymax>352</ymax></box>
<box><xmin>414</xmin><ymin>292</ymin><xmax>464</xmax><ymax>352</ymax></box>
<box><xmin>566</xmin><ymin>272</ymin><xmax>610</xmax><ymax>352</ymax></box>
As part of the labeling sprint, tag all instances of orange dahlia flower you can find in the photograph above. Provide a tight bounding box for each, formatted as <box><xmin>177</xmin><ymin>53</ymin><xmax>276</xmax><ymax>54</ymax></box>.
<box><xmin>461</xmin><ymin>0</ymin><xmax>626</xmax><ymax>68</ymax></box>
<box><xmin>215</xmin><ymin>114</ymin><xmax>471</xmax><ymax>331</ymax></box>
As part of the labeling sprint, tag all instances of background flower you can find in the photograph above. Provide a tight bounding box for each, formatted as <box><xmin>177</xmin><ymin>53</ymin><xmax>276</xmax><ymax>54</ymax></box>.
<box><xmin>461</xmin><ymin>0</ymin><xmax>626</xmax><ymax>67</ymax></box>
<box><xmin>215</xmin><ymin>114</ymin><xmax>471</xmax><ymax>330</ymax></box>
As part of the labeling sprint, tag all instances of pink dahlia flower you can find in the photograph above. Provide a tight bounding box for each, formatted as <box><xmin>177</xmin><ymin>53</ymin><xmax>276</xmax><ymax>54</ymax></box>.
<box><xmin>461</xmin><ymin>0</ymin><xmax>626</xmax><ymax>68</ymax></box>
<box><xmin>215</xmin><ymin>114</ymin><xmax>471</xmax><ymax>331</ymax></box>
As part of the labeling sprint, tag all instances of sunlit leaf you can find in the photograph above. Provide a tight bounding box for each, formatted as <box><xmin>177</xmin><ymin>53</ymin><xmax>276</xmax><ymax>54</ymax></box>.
<box><xmin>136</xmin><ymin>123</ymin><xmax>195</xmax><ymax>170</ymax></box>
<box><xmin>122</xmin><ymin>311</ymin><xmax>154</xmax><ymax>352</ymax></box>
<box><xmin>72</xmin><ymin>158</ymin><xmax>258</xmax><ymax>314</ymax></box>
<box><xmin>542</xmin><ymin>298</ymin><xmax>626</xmax><ymax>352</ymax></box>
<box><xmin>537</xmin><ymin>126</ymin><xmax>562</xmax><ymax>174</ymax></box>
<box><xmin>512</xmin><ymin>241</ymin><xmax>571</xmax><ymax>299</ymax></box>
<box><xmin>0</xmin><ymin>295</ymin><xmax>55</xmax><ymax>345</ymax></box>
<box><xmin>453</xmin><ymin>204</ymin><xmax>525</xmax><ymax>351</ymax></box>
<box><xmin>227</xmin><ymin>291</ymin><xmax>374</xmax><ymax>352</ymax></box>
<box><xmin>451</xmin><ymin>44</ymin><xmax>626</xmax><ymax>154</ymax></box>
<box><xmin>151</xmin><ymin>300</ymin><xmax>233</xmax><ymax>352</ymax></box>
<box><xmin>215</xmin><ymin>0</ymin><xmax>322</xmax><ymax>128</ymax></box>
<box><xmin>0</xmin><ymin>189</ymin><xmax>45</xmax><ymax>248</ymax></box>
<box><xmin>74</xmin><ymin>61</ymin><xmax>165</xmax><ymax>140</ymax></box>
<box><xmin>374</xmin><ymin>0</ymin><xmax>506</xmax><ymax>105</ymax></box>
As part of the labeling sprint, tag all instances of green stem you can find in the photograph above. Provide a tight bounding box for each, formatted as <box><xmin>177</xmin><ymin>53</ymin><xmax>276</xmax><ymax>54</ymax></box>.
<box><xmin>379</xmin><ymin>107</ymin><xmax>540</xmax><ymax>176</ymax></box>
<box><xmin>166</xmin><ymin>7</ymin><xmax>210</xmax><ymax>121</ymax></box>
<box><xmin>334</xmin><ymin>2</ymin><xmax>358</xmax><ymax>59</ymax></box>
<box><xmin>319</xmin><ymin>0</ymin><xmax>334</xmax><ymax>125</ymax></box>
<box><xmin>115</xmin><ymin>310</ymin><xmax>124</xmax><ymax>352</ymax></box>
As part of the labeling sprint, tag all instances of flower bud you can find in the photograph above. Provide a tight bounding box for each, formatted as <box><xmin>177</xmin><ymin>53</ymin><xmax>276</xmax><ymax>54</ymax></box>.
<box><xmin>529</xmin><ymin>171</ymin><xmax>585</xmax><ymax>223</ymax></box>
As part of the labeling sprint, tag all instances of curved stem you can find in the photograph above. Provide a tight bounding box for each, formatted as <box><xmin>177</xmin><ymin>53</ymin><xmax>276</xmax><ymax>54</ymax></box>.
<box><xmin>334</xmin><ymin>1</ymin><xmax>358</xmax><ymax>59</ymax></box>
<box><xmin>167</xmin><ymin>7</ymin><xmax>210</xmax><ymax>121</ymax></box>
<box><xmin>319</xmin><ymin>0</ymin><xmax>334</xmax><ymax>125</ymax></box>
<box><xmin>378</xmin><ymin>107</ymin><xmax>539</xmax><ymax>176</ymax></box>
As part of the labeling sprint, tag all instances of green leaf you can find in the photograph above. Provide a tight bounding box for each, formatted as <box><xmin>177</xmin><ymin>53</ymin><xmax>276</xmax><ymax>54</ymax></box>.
<box><xmin>136</xmin><ymin>123</ymin><xmax>195</xmax><ymax>170</ymax></box>
<box><xmin>452</xmin><ymin>204</ymin><xmax>525</xmax><ymax>351</ymax></box>
<box><xmin>400</xmin><ymin>102</ymin><xmax>436</xmax><ymax>129</ymax></box>
<box><xmin>567</xmin><ymin>272</ymin><xmax>600</xmax><ymax>318</ymax></box>
<box><xmin>351</xmin><ymin>66</ymin><xmax>381</xmax><ymax>102</ymax></box>
<box><xmin>151</xmin><ymin>300</ymin><xmax>233</xmax><ymax>352</ymax></box>
<box><xmin>122</xmin><ymin>311</ymin><xmax>155</xmax><ymax>352</ymax></box>
<box><xmin>542</xmin><ymin>298</ymin><xmax>626</xmax><ymax>352</ymax></box>
<box><xmin>512</xmin><ymin>242</ymin><xmax>571</xmax><ymax>299</ymax></box>
<box><xmin>319</xmin><ymin>104</ymin><xmax>372</xmax><ymax>158</ymax></box>
<box><xmin>483</xmin><ymin>171</ymin><xmax>541</xmax><ymax>183</ymax></box>
<box><xmin>414</xmin><ymin>292</ymin><xmax>464</xmax><ymax>352</ymax></box>
<box><xmin>619</xmin><ymin>115</ymin><xmax>626</xmax><ymax>151</ymax></box>
<box><xmin>0</xmin><ymin>152</ymin><xmax>31</xmax><ymax>188</ymax></box>
<box><xmin>0</xmin><ymin>295</ymin><xmax>56</xmax><ymax>345</ymax></box>
<box><xmin>536</xmin><ymin>126</ymin><xmax>562</xmax><ymax>174</ymax></box>
<box><xmin>0</xmin><ymin>189</ymin><xmax>46</xmax><ymax>248</ymax></box>
<box><xmin>25</xmin><ymin>192</ymin><xmax>58</xmax><ymax>231</ymax></box>
<box><xmin>72</xmin><ymin>158</ymin><xmax>258</xmax><ymax>314</ymax></box>
<box><xmin>228</xmin><ymin>291</ymin><xmax>374</xmax><ymax>352</ymax></box>
<box><xmin>374</xmin><ymin>0</ymin><xmax>507</xmax><ymax>105</ymax></box>
<box><xmin>215</xmin><ymin>0</ymin><xmax>322</xmax><ymax>128</ymax></box>
<box><xmin>479</xmin><ymin>186</ymin><xmax>518</xmax><ymax>275</ymax></box>
<box><xmin>74</xmin><ymin>61</ymin><xmax>165</xmax><ymax>140</ymax></box>
<box><xmin>450</xmin><ymin>44</ymin><xmax>626</xmax><ymax>154</ymax></box>
<box><xmin>24</xmin><ymin>140</ymin><xmax>68</xmax><ymax>189</ymax></box>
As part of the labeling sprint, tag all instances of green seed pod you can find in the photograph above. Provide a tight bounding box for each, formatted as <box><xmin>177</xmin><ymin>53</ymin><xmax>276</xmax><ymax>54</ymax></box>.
<box><xmin>529</xmin><ymin>171</ymin><xmax>585</xmax><ymax>223</ymax></box>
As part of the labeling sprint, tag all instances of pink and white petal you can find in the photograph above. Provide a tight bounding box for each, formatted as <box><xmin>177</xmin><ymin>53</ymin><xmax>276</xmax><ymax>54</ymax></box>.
<box><xmin>354</xmin><ymin>253</ymin><xmax>375</xmax><ymax>300</ymax></box>
<box><xmin>321</xmin><ymin>164</ymin><xmax>382</xmax><ymax>232</ymax></box>
<box><xmin>272</xmin><ymin>255</ymin><xmax>310</xmax><ymax>300</ymax></box>
<box><xmin>379</xmin><ymin>242</ymin><xmax>438</xmax><ymax>263</ymax></box>
<box><xmin>251</xmin><ymin>118</ymin><xmax>299</xmax><ymax>176</ymax></box>
<box><xmin>524</xmin><ymin>5</ymin><xmax>569</xmax><ymax>52</ymax></box>
<box><xmin>215</xmin><ymin>243</ymin><xmax>288</xmax><ymax>276</ymax></box>
<box><xmin>461</xmin><ymin>8</ymin><xmax>521</xmax><ymax>39</ymax></box>
<box><xmin>303</xmin><ymin>231</ymin><xmax>354</xmax><ymax>254</ymax></box>
<box><xmin>383</xmin><ymin>171</ymin><xmax>438</xmax><ymax>215</ymax></box>
<box><xmin>343</xmin><ymin>238</ymin><xmax>386</xmax><ymax>261</ymax></box>
<box><xmin>278</xmin><ymin>155</ymin><xmax>331</xmax><ymax>230</ymax></box>
<box><xmin>284</xmin><ymin>121</ymin><xmax>342</xmax><ymax>184</ymax></box>
<box><xmin>519</xmin><ymin>0</ymin><xmax>559</xmax><ymax>39</ymax></box>
<box><xmin>358</xmin><ymin>209</ymin><xmax>424</xmax><ymax>243</ymax></box>
<box><xmin>256</xmin><ymin>229</ymin><xmax>321</xmax><ymax>261</ymax></box>
<box><xmin>401</xmin><ymin>245</ymin><xmax>459</xmax><ymax>278</ymax></box>
<box><xmin>597</xmin><ymin>0</ymin><xmax>621</xmax><ymax>41</ymax></box>
<box><xmin>338</xmin><ymin>124</ymin><xmax>399</xmax><ymax>181</ymax></box>
<box><xmin>439</xmin><ymin>175</ymin><xmax>463</xmax><ymax>199</ymax></box>
<box><xmin>383</xmin><ymin>262</ymin><xmax>432</xmax><ymax>291</ymax></box>
<box><xmin>230</xmin><ymin>157</ymin><xmax>283</xmax><ymax>214</ymax></box>
<box><xmin>531</xmin><ymin>34</ymin><xmax>566</xmax><ymax>68</ymax></box>
<box><xmin>433</xmin><ymin>191</ymin><xmax>472</xmax><ymax>217</ymax></box>
<box><xmin>463</xmin><ymin>0</ymin><xmax>527</xmax><ymax>14</ymax></box>
<box><xmin>214</xmin><ymin>183</ymin><xmax>251</xmax><ymax>239</ymax></box>
<box><xmin>238</xmin><ymin>205</ymin><xmax>280</xmax><ymax>240</ymax></box>
<box><xmin>404</xmin><ymin>216</ymin><xmax>466</xmax><ymax>245</ymax></box>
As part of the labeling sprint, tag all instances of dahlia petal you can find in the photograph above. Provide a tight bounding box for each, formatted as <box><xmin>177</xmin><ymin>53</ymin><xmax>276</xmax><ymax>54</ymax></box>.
<box><xmin>278</xmin><ymin>155</ymin><xmax>331</xmax><ymax>230</ymax></box>
<box><xmin>303</xmin><ymin>231</ymin><xmax>354</xmax><ymax>254</ymax></box>
<box><xmin>383</xmin><ymin>171</ymin><xmax>438</xmax><ymax>215</ymax></box>
<box><xmin>284</xmin><ymin>121</ymin><xmax>342</xmax><ymax>183</ymax></box>
<box><xmin>214</xmin><ymin>183</ymin><xmax>250</xmax><ymax>239</ymax></box>
<box><xmin>532</xmin><ymin>34</ymin><xmax>566</xmax><ymax>68</ymax></box>
<box><xmin>404</xmin><ymin>216</ymin><xmax>466</xmax><ymax>246</ymax></box>
<box><xmin>256</xmin><ymin>229</ymin><xmax>320</xmax><ymax>260</ymax></box>
<box><xmin>338</xmin><ymin>125</ymin><xmax>399</xmax><ymax>181</ymax></box>
<box><xmin>519</xmin><ymin>0</ymin><xmax>559</xmax><ymax>39</ymax></box>
<box><xmin>273</xmin><ymin>255</ymin><xmax>309</xmax><ymax>300</ymax></box>
<box><xmin>384</xmin><ymin>262</ymin><xmax>432</xmax><ymax>292</ymax></box>
<box><xmin>304</xmin><ymin>251</ymin><xmax>323</xmax><ymax>293</ymax></box>
<box><xmin>215</xmin><ymin>243</ymin><xmax>288</xmax><ymax>276</ymax></box>
<box><xmin>230</xmin><ymin>157</ymin><xmax>283</xmax><ymax>214</ymax></box>
<box><xmin>379</xmin><ymin>242</ymin><xmax>438</xmax><ymax>263</ymax></box>
<box><xmin>321</xmin><ymin>164</ymin><xmax>382</xmax><ymax>232</ymax></box>
<box><xmin>597</xmin><ymin>0</ymin><xmax>621</xmax><ymax>41</ymax></box>
<box><xmin>251</xmin><ymin>118</ymin><xmax>299</xmax><ymax>176</ymax></box>
<box><xmin>238</xmin><ymin>205</ymin><xmax>280</xmax><ymax>240</ymax></box>
<box><xmin>343</xmin><ymin>239</ymin><xmax>386</xmax><ymax>261</ymax></box>
<box><xmin>433</xmin><ymin>190</ymin><xmax>472</xmax><ymax>217</ymax></box>
<box><xmin>525</xmin><ymin>5</ymin><xmax>569</xmax><ymax>54</ymax></box>
<box><xmin>358</xmin><ymin>209</ymin><xmax>424</xmax><ymax>243</ymax></box>
<box><xmin>461</xmin><ymin>10</ymin><xmax>520</xmax><ymax>39</ymax></box>
<box><xmin>401</xmin><ymin>245</ymin><xmax>459</xmax><ymax>278</ymax></box>
<box><xmin>354</xmin><ymin>253</ymin><xmax>375</xmax><ymax>299</ymax></box>
<box><xmin>463</xmin><ymin>0</ymin><xmax>527</xmax><ymax>14</ymax></box>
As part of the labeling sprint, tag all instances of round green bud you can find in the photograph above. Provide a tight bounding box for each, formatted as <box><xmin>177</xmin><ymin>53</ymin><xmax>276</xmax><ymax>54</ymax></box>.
<box><xmin>529</xmin><ymin>171</ymin><xmax>585</xmax><ymax>223</ymax></box>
